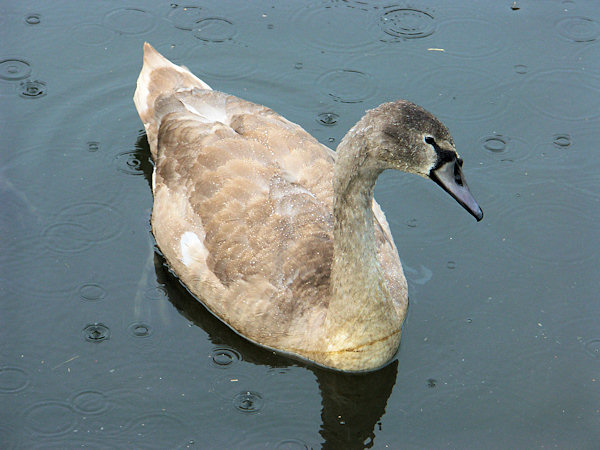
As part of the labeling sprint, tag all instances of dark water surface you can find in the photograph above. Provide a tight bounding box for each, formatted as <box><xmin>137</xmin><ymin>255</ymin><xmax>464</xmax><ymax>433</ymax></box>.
<box><xmin>2</xmin><ymin>1</ymin><xmax>599</xmax><ymax>448</ymax></box>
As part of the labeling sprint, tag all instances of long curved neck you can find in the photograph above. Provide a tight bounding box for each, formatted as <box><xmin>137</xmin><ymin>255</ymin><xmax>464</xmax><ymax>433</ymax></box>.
<box><xmin>332</xmin><ymin>148</ymin><xmax>381</xmax><ymax>289</ymax></box>
<box><xmin>327</xmin><ymin>134</ymin><xmax>398</xmax><ymax>346</ymax></box>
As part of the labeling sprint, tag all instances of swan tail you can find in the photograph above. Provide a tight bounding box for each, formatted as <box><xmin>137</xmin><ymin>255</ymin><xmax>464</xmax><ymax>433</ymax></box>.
<box><xmin>133</xmin><ymin>42</ymin><xmax>211</xmax><ymax>158</ymax></box>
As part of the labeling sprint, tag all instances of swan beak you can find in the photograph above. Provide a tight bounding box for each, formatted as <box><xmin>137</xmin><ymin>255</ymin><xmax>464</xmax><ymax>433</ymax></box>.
<box><xmin>430</xmin><ymin>159</ymin><xmax>483</xmax><ymax>221</ymax></box>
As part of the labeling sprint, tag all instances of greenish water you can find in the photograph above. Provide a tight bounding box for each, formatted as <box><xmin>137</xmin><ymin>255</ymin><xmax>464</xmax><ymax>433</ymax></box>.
<box><xmin>1</xmin><ymin>1</ymin><xmax>599</xmax><ymax>448</ymax></box>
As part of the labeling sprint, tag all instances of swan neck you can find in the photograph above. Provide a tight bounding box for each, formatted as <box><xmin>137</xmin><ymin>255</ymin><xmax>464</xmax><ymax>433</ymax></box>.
<box><xmin>330</xmin><ymin>136</ymin><xmax>388</xmax><ymax>322</ymax></box>
<box><xmin>333</xmin><ymin>166</ymin><xmax>379</xmax><ymax>267</ymax></box>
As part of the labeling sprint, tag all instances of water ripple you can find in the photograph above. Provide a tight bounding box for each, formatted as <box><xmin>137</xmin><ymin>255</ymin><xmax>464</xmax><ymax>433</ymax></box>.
<box><xmin>187</xmin><ymin>42</ymin><xmax>257</xmax><ymax>80</ymax></box>
<box><xmin>43</xmin><ymin>222</ymin><xmax>91</xmax><ymax>253</ymax></box>
<box><xmin>78</xmin><ymin>283</ymin><xmax>107</xmax><ymax>302</ymax></box>
<box><xmin>574</xmin><ymin>43</ymin><xmax>600</xmax><ymax>72</ymax></box>
<box><xmin>128</xmin><ymin>322</ymin><xmax>153</xmax><ymax>338</ymax></box>
<box><xmin>223</xmin><ymin>412</ymin><xmax>318</xmax><ymax>448</ymax></box>
<box><xmin>379</xmin><ymin>7</ymin><xmax>436</xmax><ymax>40</ymax></box>
<box><xmin>210</xmin><ymin>372</ymin><xmax>260</xmax><ymax>401</ymax></box>
<box><xmin>583</xmin><ymin>339</ymin><xmax>600</xmax><ymax>359</ymax></box>
<box><xmin>103</xmin><ymin>8</ymin><xmax>155</xmax><ymax>35</ymax></box>
<box><xmin>495</xmin><ymin>196</ymin><xmax>597</xmax><ymax>264</ymax></box>
<box><xmin>232</xmin><ymin>391</ymin><xmax>264</xmax><ymax>414</ymax></box>
<box><xmin>210</xmin><ymin>346</ymin><xmax>242</xmax><ymax>368</ymax></box>
<box><xmin>19</xmin><ymin>80</ymin><xmax>47</xmax><ymax>99</ymax></box>
<box><xmin>514</xmin><ymin>64</ymin><xmax>528</xmax><ymax>74</ymax></box>
<box><xmin>316</xmin><ymin>112</ymin><xmax>339</xmax><ymax>127</ymax></box>
<box><xmin>24</xmin><ymin>401</ymin><xmax>79</xmax><ymax>436</ymax></box>
<box><xmin>0</xmin><ymin>59</ymin><xmax>31</xmax><ymax>80</ymax></box>
<box><xmin>71</xmin><ymin>23</ymin><xmax>115</xmax><ymax>46</ymax></box>
<box><xmin>70</xmin><ymin>390</ymin><xmax>109</xmax><ymax>415</ymax></box>
<box><xmin>409</xmin><ymin>310</ymin><xmax>554</xmax><ymax>424</ymax></box>
<box><xmin>275</xmin><ymin>439</ymin><xmax>312</xmax><ymax>449</ymax></box>
<box><xmin>0</xmin><ymin>138</ymin><xmax>128</xmax><ymax>216</ymax></box>
<box><xmin>479</xmin><ymin>134</ymin><xmax>530</xmax><ymax>162</ymax></box>
<box><xmin>407</xmin><ymin>66</ymin><xmax>509</xmax><ymax>122</ymax></box>
<box><xmin>0</xmin><ymin>367</ymin><xmax>30</xmax><ymax>393</ymax></box>
<box><xmin>43</xmin><ymin>201</ymin><xmax>123</xmax><ymax>253</ymax></box>
<box><xmin>532</xmin><ymin>127</ymin><xmax>600</xmax><ymax>200</ymax></box>
<box><xmin>193</xmin><ymin>17</ymin><xmax>236</xmax><ymax>42</ymax></box>
<box><xmin>291</xmin><ymin>3</ymin><xmax>378</xmax><ymax>52</ymax></box>
<box><xmin>144</xmin><ymin>284</ymin><xmax>169</xmax><ymax>302</ymax></box>
<box><xmin>124</xmin><ymin>413</ymin><xmax>189</xmax><ymax>447</ymax></box>
<box><xmin>3</xmin><ymin>249</ymin><xmax>81</xmax><ymax>298</ymax></box>
<box><xmin>152</xmin><ymin>41</ymin><xmax>190</xmax><ymax>63</ymax></box>
<box><xmin>114</xmin><ymin>150</ymin><xmax>145</xmax><ymax>176</ymax></box>
<box><xmin>263</xmin><ymin>367</ymin><xmax>311</xmax><ymax>406</ymax></box>
<box><xmin>555</xmin><ymin>16</ymin><xmax>599</xmax><ymax>42</ymax></box>
<box><xmin>83</xmin><ymin>323</ymin><xmax>111</xmax><ymax>343</ymax></box>
<box><xmin>24</xmin><ymin>14</ymin><xmax>41</xmax><ymax>25</ymax></box>
<box><xmin>432</xmin><ymin>17</ymin><xmax>505</xmax><ymax>58</ymax></box>
<box><xmin>317</xmin><ymin>69</ymin><xmax>375</xmax><ymax>104</ymax></box>
<box><xmin>551</xmin><ymin>317</ymin><xmax>600</xmax><ymax>363</ymax></box>
<box><xmin>167</xmin><ymin>5</ymin><xmax>208</xmax><ymax>31</ymax></box>
<box><xmin>520</xmin><ymin>69</ymin><xmax>600</xmax><ymax>121</ymax></box>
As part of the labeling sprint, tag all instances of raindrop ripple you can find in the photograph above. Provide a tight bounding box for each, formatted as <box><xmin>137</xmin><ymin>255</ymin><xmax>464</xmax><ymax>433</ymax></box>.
<box><xmin>71</xmin><ymin>390</ymin><xmax>109</xmax><ymax>415</ymax></box>
<box><xmin>211</xmin><ymin>347</ymin><xmax>242</xmax><ymax>367</ymax></box>
<box><xmin>317</xmin><ymin>69</ymin><xmax>375</xmax><ymax>104</ymax></box>
<box><xmin>24</xmin><ymin>401</ymin><xmax>79</xmax><ymax>435</ymax></box>
<box><xmin>233</xmin><ymin>391</ymin><xmax>264</xmax><ymax>414</ymax></box>
<box><xmin>556</xmin><ymin>16</ymin><xmax>600</xmax><ymax>42</ymax></box>
<box><xmin>78</xmin><ymin>283</ymin><xmax>107</xmax><ymax>302</ymax></box>
<box><xmin>0</xmin><ymin>367</ymin><xmax>30</xmax><ymax>393</ymax></box>
<box><xmin>19</xmin><ymin>80</ymin><xmax>47</xmax><ymax>99</ymax></box>
<box><xmin>104</xmin><ymin>8</ymin><xmax>155</xmax><ymax>35</ymax></box>
<box><xmin>379</xmin><ymin>8</ymin><xmax>435</xmax><ymax>39</ymax></box>
<box><xmin>0</xmin><ymin>59</ymin><xmax>32</xmax><ymax>81</ymax></box>
<box><xmin>193</xmin><ymin>17</ymin><xmax>235</xmax><ymax>42</ymax></box>
<box><xmin>83</xmin><ymin>323</ymin><xmax>110</xmax><ymax>343</ymax></box>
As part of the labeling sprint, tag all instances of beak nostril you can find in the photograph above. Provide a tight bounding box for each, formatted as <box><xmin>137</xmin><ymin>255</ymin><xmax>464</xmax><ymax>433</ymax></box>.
<box><xmin>454</xmin><ymin>164</ymin><xmax>464</xmax><ymax>187</ymax></box>
<box><xmin>453</xmin><ymin>163</ymin><xmax>464</xmax><ymax>186</ymax></box>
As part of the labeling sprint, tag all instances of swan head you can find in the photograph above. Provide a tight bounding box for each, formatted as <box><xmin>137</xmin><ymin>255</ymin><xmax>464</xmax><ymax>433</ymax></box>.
<box><xmin>357</xmin><ymin>100</ymin><xmax>483</xmax><ymax>221</ymax></box>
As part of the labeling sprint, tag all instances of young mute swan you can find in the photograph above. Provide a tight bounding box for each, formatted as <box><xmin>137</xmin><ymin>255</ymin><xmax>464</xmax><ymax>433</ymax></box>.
<box><xmin>134</xmin><ymin>43</ymin><xmax>483</xmax><ymax>372</ymax></box>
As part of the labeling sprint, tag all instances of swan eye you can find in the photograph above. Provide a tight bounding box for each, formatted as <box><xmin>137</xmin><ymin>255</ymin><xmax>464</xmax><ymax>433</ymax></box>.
<box><xmin>424</xmin><ymin>136</ymin><xmax>435</xmax><ymax>145</ymax></box>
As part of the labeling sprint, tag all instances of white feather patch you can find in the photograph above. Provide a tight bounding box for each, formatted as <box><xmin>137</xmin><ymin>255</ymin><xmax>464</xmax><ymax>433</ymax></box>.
<box><xmin>180</xmin><ymin>231</ymin><xmax>208</xmax><ymax>268</ymax></box>
<box><xmin>180</xmin><ymin>98</ymin><xmax>228</xmax><ymax>125</ymax></box>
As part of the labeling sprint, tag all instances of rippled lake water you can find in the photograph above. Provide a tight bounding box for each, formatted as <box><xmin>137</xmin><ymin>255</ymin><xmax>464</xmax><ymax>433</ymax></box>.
<box><xmin>1</xmin><ymin>1</ymin><xmax>599</xmax><ymax>448</ymax></box>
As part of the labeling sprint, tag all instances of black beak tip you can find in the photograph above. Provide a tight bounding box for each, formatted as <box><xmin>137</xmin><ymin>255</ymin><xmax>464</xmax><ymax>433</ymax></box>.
<box><xmin>461</xmin><ymin>203</ymin><xmax>483</xmax><ymax>222</ymax></box>
<box><xmin>474</xmin><ymin>208</ymin><xmax>484</xmax><ymax>222</ymax></box>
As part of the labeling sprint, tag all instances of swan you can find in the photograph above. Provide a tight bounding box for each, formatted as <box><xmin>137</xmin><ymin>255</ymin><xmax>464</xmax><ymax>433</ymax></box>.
<box><xmin>133</xmin><ymin>43</ymin><xmax>482</xmax><ymax>371</ymax></box>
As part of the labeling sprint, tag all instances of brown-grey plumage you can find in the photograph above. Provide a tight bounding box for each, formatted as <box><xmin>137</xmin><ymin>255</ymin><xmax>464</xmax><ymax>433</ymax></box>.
<box><xmin>133</xmin><ymin>43</ymin><xmax>482</xmax><ymax>371</ymax></box>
